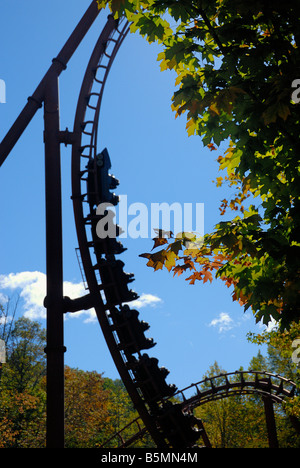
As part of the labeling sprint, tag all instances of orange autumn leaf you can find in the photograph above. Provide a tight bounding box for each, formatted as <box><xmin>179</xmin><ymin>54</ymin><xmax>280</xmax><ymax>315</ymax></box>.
<box><xmin>202</xmin><ymin>269</ymin><xmax>213</xmax><ymax>284</ymax></box>
<box><xmin>207</xmin><ymin>142</ymin><xmax>217</xmax><ymax>151</ymax></box>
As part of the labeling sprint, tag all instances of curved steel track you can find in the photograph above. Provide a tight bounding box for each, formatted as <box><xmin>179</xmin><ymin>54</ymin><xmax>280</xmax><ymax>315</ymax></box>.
<box><xmin>70</xmin><ymin>13</ymin><xmax>300</xmax><ymax>449</ymax></box>
<box><xmin>101</xmin><ymin>371</ymin><xmax>299</xmax><ymax>448</ymax></box>
<box><xmin>71</xmin><ymin>14</ymin><xmax>206</xmax><ymax>449</ymax></box>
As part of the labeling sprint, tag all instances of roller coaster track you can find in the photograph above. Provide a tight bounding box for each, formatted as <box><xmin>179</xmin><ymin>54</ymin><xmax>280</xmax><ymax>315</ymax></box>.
<box><xmin>70</xmin><ymin>13</ymin><xmax>300</xmax><ymax>449</ymax></box>
<box><xmin>101</xmin><ymin>371</ymin><xmax>299</xmax><ymax>448</ymax></box>
<box><xmin>1</xmin><ymin>2</ymin><xmax>299</xmax><ymax>449</ymax></box>
<box><xmin>71</xmin><ymin>12</ymin><xmax>207</xmax><ymax>449</ymax></box>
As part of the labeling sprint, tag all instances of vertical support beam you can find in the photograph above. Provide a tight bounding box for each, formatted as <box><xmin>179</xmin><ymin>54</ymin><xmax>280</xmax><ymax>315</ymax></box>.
<box><xmin>263</xmin><ymin>397</ymin><xmax>279</xmax><ymax>448</ymax></box>
<box><xmin>200</xmin><ymin>424</ymin><xmax>212</xmax><ymax>448</ymax></box>
<box><xmin>0</xmin><ymin>0</ymin><xmax>105</xmax><ymax>450</ymax></box>
<box><xmin>43</xmin><ymin>72</ymin><xmax>65</xmax><ymax>449</ymax></box>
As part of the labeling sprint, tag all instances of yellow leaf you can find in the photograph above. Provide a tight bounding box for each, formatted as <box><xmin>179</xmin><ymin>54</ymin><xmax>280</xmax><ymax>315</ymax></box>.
<box><xmin>97</xmin><ymin>1</ymin><xmax>106</xmax><ymax>9</ymax></box>
<box><xmin>165</xmin><ymin>251</ymin><xmax>177</xmax><ymax>272</ymax></box>
<box><xmin>186</xmin><ymin>118</ymin><xmax>197</xmax><ymax>136</ymax></box>
<box><xmin>209</xmin><ymin>101</ymin><xmax>220</xmax><ymax>115</ymax></box>
<box><xmin>167</xmin><ymin>57</ymin><xmax>177</xmax><ymax>70</ymax></box>
<box><xmin>151</xmin><ymin>237</ymin><xmax>168</xmax><ymax>250</ymax></box>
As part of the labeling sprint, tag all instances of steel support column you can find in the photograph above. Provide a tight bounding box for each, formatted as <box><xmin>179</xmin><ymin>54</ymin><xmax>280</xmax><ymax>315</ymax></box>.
<box><xmin>0</xmin><ymin>2</ymin><xmax>104</xmax><ymax>448</ymax></box>
<box><xmin>43</xmin><ymin>72</ymin><xmax>65</xmax><ymax>448</ymax></box>
<box><xmin>263</xmin><ymin>397</ymin><xmax>279</xmax><ymax>448</ymax></box>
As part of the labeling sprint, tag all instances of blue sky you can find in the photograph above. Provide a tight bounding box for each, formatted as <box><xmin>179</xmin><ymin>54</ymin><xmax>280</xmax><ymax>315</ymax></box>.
<box><xmin>0</xmin><ymin>0</ymin><xmax>269</xmax><ymax>391</ymax></box>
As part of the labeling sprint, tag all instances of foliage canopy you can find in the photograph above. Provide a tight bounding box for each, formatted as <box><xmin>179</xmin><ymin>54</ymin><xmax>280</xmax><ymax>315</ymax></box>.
<box><xmin>0</xmin><ymin>313</ymin><xmax>299</xmax><ymax>447</ymax></box>
<box><xmin>99</xmin><ymin>0</ymin><xmax>300</xmax><ymax>330</ymax></box>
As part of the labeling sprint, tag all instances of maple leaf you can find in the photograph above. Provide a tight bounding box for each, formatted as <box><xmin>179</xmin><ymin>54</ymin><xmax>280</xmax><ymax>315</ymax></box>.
<box><xmin>139</xmin><ymin>249</ymin><xmax>167</xmax><ymax>271</ymax></box>
<box><xmin>110</xmin><ymin>0</ymin><xmax>127</xmax><ymax>16</ymax></box>
<box><xmin>164</xmin><ymin>251</ymin><xmax>177</xmax><ymax>272</ymax></box>
<box><xmin>207</xmin><ymin>143</ymin><xmax>217</xmax><ymax>151</ymax></box>
<box><xmin>169</xmin><ymin>239</ymin><xmax>183</xmax><ymax>255</ymax></box>
<box><xmin>184</xmin><ymin>257</ymin><xmax>196</xmax><ymax>270</ymax></box>
<box><xmin>173</xmin><ymin>264</ymin><xmax>189</xmax><ymax>277</ymax></box>
<box><xmin>186</xmin><ymin>271</ymin><xmax>203</xmax><ymax>285</ymax></box>
<box><xmin>216</xmin><ymin>176</ymin><xmax>223</xmax><ymax>187</ymax></box>
<box><xmin>262</xmin><ymin>100</ymin><xmax>291</xmax><ymax>125</ymax></box>
<box><xmin>97</xmin><ymin>1</ymin><xmax>106</xmax><ymax>9</ymax></box>
<box><xmin>186</xmin><ymin>266</ymin><xmax>214</xmax><ymax>285</ymax></box>
<box><xmin>232</xmin><ymin>289</ymin><xmax>249</xmax><ymax>306</ymax></box>
<box><xmin>223</xmin><ymin>277</ymin><xmax>237</xmax><ymax>288</ymax></box>
<box><xmin>202</xmin><ymin>269</ymin><xmax>213</xmax><ymax>284</ymax></box>
<box><xmin>139</xmin><ymin>253</ymin><xmax>151</xmax><ymax>259</ymax></box>
<box><xmin>186</xmin><ymin>118</ymin><xmax>197</xmax><ymax>136</ymax></box>
<box><xmin>151</xmin><ymin>237</ymin><xmax>168</xmax><ymax>250</ymax></box>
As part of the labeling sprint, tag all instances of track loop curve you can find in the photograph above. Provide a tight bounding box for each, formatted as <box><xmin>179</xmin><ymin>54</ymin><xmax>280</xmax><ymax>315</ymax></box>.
<box><xmin>101</xmin><ymin>371</ymin><xmax>299</xmax><ymax>448</ymax></box>
<box><xmin>71</xmin><ymin>14</ymin><xmax>206</xmax><ymax>448</ymax></box>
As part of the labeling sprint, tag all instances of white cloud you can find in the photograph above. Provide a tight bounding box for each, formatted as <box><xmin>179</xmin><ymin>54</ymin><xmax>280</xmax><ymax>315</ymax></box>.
<box><xmin>0</xmin><ymin>272</ymin><xmax>163</xmax><ymax>323</ymax></box>
<box><xmin>258</xmin><ymin>316</ymin><xmax>278</xmax><ymax>333</ymax></box>
<box><xmin>128</xmin><ymin>293</ymin><xmax>163</xmax><ymax>309</ymax></box>
<box><xmin>75</xmin><ymin>293</ymin><xmax>163</xmax><ymax>324</ymax></box>
<box><xmin>0</xmin><ymin>271</ymin><xmax>87</xmax><ymax>321</ymax></box>
<box><xmin>0</xmin><ymin>271</ymin><xmax>46</xmax><ymax>320</ymax></box>
<box><xmin>209</xmin><ymin>312</ymin><xmax>234</xmax><ymax>333</ymax></box>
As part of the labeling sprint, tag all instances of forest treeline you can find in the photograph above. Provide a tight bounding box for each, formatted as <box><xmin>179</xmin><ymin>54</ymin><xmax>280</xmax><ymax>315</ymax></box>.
<box><xmin>0</xmin><ymin>302</ymin><xmax>299</xmax><ymax>448</ymax></box>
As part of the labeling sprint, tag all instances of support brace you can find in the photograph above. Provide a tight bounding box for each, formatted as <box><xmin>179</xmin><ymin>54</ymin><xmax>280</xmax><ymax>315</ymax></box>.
<box><xmin>63</xmin><ymin>294</ymin><xmax>96</xmax><ymax>313</ymax></box>
<box><xmin>59</xmin><ymin>128</ymin><xmax>76</xmax><ymax>146</ymax></box>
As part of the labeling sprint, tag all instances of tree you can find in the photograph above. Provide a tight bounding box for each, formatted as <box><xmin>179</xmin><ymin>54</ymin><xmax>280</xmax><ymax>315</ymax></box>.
<box><xmin>4</xmin><ymin>317</ymin><xmax>46</xmax><ymax>393</ymax></box>
<box><xmin>0</xmin><ymin>311</ymin><xmax>46</xmax><ymax>447</ymax></box>
<box><xmin>248</xmin><ymin>321</ymin><xmax>300</xmax><ymax>382</ymax></box>
<box><xmin>64</xmin><ymin>367</ymin><xmax>112</xmax><ymax>448</ymax></box>
<box><xmin>102</xmin><ymin>378</ymin><xmax>137</xmax><ymax>444</ymax></box>
<box><xmin>194</xmin><ymin>362</ymin><xmax>269</xmax><ymax>448</ymax></box>
<box><xmin>0</xmin><ymin>302</ymin><xmax>143</xmax><ymax>448</ymax></box>
<box><xmin>0</xmin><ymin>295</ymin><xmax>19</xmax><ymax>345</ymax></box>
<box><xmin>248</xmin><ymin>321</ymin><xmax>300</xmax><ymax>445</ymax></box>
<box><xmin>99</xmin><ymin>0</ymin><xmax>300</xmax><ymax>330</ymax></box>
<box><xmin>194</xmin><ymin>355</ymin><xmax>300</xmax><ymax>448</ymax></box>
<box><xmin>0</xmin><ymin>301</ymin><xmax>299</xmax><ymax>447</ymax></box>
<box><xmin>102</xmin><ymin>378</ymin><xmax>155</xmax><ymax>447</ymax></box>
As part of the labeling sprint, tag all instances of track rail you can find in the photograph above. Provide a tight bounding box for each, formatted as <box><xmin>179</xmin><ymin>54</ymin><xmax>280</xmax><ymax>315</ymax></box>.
<box><xmin>100</xmin><ymin>416</ymin><xmax>147</xmax><ymax>448</ymax></box>
<box><xmin>71</xmin><ymin>14</ymin><xmax>164</xmax><ymax>447</ymax></box>
<box><xmin>71</xmin><ymin>14</ymin><xmax>206</xmax><ymax>449</ymax></box>
<box><xmin>175</xmin><ymin>370</ymin><xmax>297</xmax><ymax>408</ymax></box>
<box><xmin>71</xmin><ymin>13</ymin><xmax>300</xmax><ymax>450</ymax></box>
<box><xmin>101</xmin><ymin>371</ymin><xmax>299</xmax><ymax>448</ymax></box>
<box><xmin>68</xmin><ymin>10</ymin><xmax>300</xmax><ymax>450</ymax></box>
